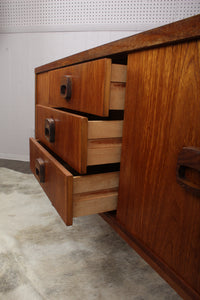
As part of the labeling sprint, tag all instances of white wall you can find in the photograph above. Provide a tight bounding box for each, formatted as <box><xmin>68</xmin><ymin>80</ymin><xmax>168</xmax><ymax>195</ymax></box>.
<box><xmin>0</xmin><ymin>30</ymin><xmax>137</xmax><ymax>161</ymax></box>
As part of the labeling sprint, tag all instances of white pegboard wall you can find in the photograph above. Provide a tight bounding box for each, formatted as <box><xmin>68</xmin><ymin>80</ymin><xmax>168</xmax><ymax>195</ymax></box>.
<box><xmin>0</xmin><ymin>0</ymin><xmax>200</xmax><ymax>33</ymax></box>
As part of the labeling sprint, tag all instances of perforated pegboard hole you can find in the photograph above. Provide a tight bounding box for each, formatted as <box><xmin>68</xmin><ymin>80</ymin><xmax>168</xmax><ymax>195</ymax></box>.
<box><xmin>0</xmin><ymin>0</ymin><xmax>199</xmax><ymax>32</ymax></box>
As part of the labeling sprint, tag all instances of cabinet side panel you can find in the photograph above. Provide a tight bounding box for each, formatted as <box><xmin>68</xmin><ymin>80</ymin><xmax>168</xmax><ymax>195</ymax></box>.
<box><xmin>117</xmin><ymin>41</ymin><xmax>200</xmax><ymax>294</ymax></box>
<box><xmin>36</xmin><ymin>72</ymin><xmax>49</xmax><ymax>106</ymax></box>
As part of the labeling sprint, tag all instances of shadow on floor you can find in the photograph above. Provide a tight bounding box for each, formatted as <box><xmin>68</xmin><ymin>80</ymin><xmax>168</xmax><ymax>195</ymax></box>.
<box><xmin>0</xmin><ymin>159</ymin><xmax>31</xmax><ymax>174</ymax></box>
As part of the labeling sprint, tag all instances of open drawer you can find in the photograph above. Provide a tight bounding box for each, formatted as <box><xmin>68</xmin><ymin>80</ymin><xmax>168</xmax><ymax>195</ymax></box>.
<box><xmin>36</xmin><ymin>58</ymin><xmax>127</xmax><ymax>116</ymax></box>
<box><xmin>30</xmin><ymin>138</ymin><xmax>119</xmax><ymax>226</ymax></box>
<box><xmin>36</xmin><ymin>105</ymin><xmax>123</xmax><ymax>174</ymax></box>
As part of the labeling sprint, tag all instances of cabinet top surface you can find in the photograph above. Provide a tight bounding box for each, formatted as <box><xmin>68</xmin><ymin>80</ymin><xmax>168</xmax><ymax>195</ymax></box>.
<box><xmin>35</xmin><ymin>14</ymin><xmax>200</xmax><ymax>74</ymax></box>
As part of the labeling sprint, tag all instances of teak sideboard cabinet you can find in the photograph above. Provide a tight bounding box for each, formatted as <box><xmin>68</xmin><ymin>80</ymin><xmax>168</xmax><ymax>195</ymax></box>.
<box><xmin>30</xmin><ymin>15</ymin><xmax>200</xmax><ymax>299</ymax></box>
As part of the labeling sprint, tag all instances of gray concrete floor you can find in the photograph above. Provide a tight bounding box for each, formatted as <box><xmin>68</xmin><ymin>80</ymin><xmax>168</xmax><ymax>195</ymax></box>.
<box><xmin>0</xmin><ymin>159</ymin><xmax>31</xmax><ymax>174</ymax></box>
<box><xmin>0</xmin><ymin>158</ymin><xmax>182</xmax><ymax>299</ymax></box>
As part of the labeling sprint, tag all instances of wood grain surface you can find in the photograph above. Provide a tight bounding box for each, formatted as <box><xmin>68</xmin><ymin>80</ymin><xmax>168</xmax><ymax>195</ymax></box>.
<box><xmin>49</xmin><ymin>58</ymin><xmax>112</xmax><ymax>116</ymax></box>
<box><xmin>87</xmin><ymin>138</ymin><xmax>122</xmax><ymax>166</ymax></box>
<box><xmin>36</xmin><ymin>72</ymin><xmax>49</xmax><ymax>105</ymax></box>
<box><xmin>88</xmin><ymin>120</ymin><xmax>123</xmax><ymax>139</ymax></box>
<box><xmin>73</xmin><ymin>172</ymin><xmax>119</xmax><ymax>195</ymax></box>
<box><xmin>117</xmin><ymin>40</ymin><xmax>200</xmax><ymax>295</ymax></box>
<box><xmin>35</xmin><ymin>105</ymin><xmax>88</xmax><ymax>174</ymax></box>
<box><xmin>73</xmin><ymin>188</ymin><xmax>118</xmax><ymax>217</ymax></box>
<box><xmin>30</xmin><ymin>138</ymin><xmax>73</xmax><ymax>225</ymax></box>
<box><xmin>109</xmin><ymin>82</ymin><xmax>126</xmax><ymax>110</ymax></box>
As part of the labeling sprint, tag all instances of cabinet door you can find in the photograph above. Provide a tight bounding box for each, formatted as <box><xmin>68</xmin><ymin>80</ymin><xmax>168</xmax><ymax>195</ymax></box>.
<box><xmin>117</xmin><ymin>40</ymin><xmax>200</xmax><ymax>294</ymax></box>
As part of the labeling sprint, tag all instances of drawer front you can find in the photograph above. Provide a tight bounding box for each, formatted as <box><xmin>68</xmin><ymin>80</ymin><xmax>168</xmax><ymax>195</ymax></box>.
<box><xmin>30</xmin><ymin>137</ymin><xmax>73</xmax><ymax>225</ymax></box>
<box><xmin>48</xmin><ymin>58</ymin><xmax>126</xmax><ymax>116</ymax></box>
<box><xmin>36</xmin><ymin>105</ymin><xmax>123</xmax><ymax>174</ymax></box>
<box><xmin>30</xmin><ymin>138</ymin><xmax>119</xmax><ymax>226</ymax></box>
<box><xmin>36</xmin><ymin>105</ymin><xmax>88</xmax><ymax>174</ymax></box>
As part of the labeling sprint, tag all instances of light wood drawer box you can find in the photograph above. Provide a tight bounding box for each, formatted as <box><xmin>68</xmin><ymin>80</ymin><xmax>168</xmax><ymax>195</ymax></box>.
<box><xmin>36</xmin><ymin>58</ymin><xmax>127</xmax><ymax>116</ymax></box>
<box><xmin>30</xmin><ymin>138</ymin><xmax>119</xmax><ymax>226</ymax></box>
<box><xmin>36</xmin><ymin>105</ymin><xmax>123</xmax><ymax>174</ymax></box>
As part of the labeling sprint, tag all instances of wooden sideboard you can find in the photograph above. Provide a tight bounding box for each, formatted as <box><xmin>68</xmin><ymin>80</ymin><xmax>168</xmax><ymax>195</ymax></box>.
<box><xmin>30</xmin><ymin>15</ymin><xmax>200</xmax><ymax>299</ymax></box>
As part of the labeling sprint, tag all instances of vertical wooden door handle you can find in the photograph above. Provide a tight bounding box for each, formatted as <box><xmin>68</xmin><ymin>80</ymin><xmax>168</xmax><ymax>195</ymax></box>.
<box><xmin>176</xmin><ymin>147</ymin><xmax>200</xmax><ymax>196</ymax></box>
<box><xmin>35</xmin><ymin>158</ymin><xmax>45</xmax><ymax>183</ymax></box>
<box><xmin>45</xmin><ymin>118</ymin><xmax>55</xmax><ymax>143</ymax></box>
<box><xmin>60</xmin><ymin>75</ymin><xmax>72</xmax><ymax>100</ymax></box>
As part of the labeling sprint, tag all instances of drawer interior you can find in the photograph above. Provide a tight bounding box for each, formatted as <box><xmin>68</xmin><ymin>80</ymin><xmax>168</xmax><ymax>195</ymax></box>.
<box><xmin>30</xmin><ymin>138</ymin><xmax>119</xmax><ymax>226</ymax></box>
